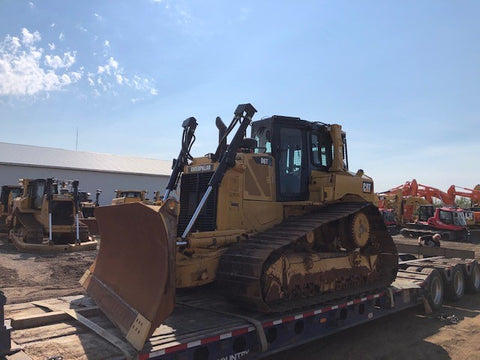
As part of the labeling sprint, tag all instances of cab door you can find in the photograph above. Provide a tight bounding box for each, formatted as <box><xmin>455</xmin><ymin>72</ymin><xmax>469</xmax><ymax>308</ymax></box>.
<box><xmin>276</xmin><ymin>126</ymin><xmax>309</xmax><ymax>201</ymax></box>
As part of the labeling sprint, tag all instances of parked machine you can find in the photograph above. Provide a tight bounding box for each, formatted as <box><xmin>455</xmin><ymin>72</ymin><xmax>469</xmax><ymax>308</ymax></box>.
<box><xmin>78</xmin><ymin>189</ymin><xmax>101</xmax><ymax>218</ymax></box>
<box><xmin>0</xmin><ymin>185</ymin><xmax>23</xmax><ymax>233</ymax></box>
<box><xmin>77</xmin><ymin>189</ymin><xmax>102</xmax><ymax>236</ymax></box>
<box><xmin>448</xmin><ymin>185</ymin><xmax>480</xmax><ymax>228</ymax></box>
<box><xmin>111</xmin><ymin>189</ymin><xmax>147</xmax><ymax>205</ymax></box>
<box><xmin>81</xmin><ymin>104</ymin><xmax>398</xmax><ymax>350</ymax></box>
<box><xmin>7</xmin><ymin>178</ymin><xmax>97</xmax><ymax>251</ymax></box>
<box><xmin>400</xmin><ymin>204</ymin><xmax>469</xmax><ymax>241</ymax></box>
<box><xmin>376</xmin><ymin>190</ymin><xmax>429</xmax><ymax>233</ymax></box>
<box><xmin>378</xmin><ymin>180</ymin><xmax>471</xmax><ymax>241</ymax></box>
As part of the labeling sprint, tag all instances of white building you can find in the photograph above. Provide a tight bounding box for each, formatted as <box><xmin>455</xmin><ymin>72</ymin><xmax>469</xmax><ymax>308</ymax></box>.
<box><xmin>0</xmin><ymin>142</ymin><xmax>171</xmax><ymax>205</ymax></box>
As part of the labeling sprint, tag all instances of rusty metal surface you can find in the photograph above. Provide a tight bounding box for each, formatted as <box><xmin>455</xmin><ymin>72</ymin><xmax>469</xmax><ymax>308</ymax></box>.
<box><xmin>216</xmin><ymin>202</ymin><xmax>398</xmax><ymax>312</ymax></box>
<box><xmin>82</xmin><ymin>201</ymin><xmax>176</xmax><ymax>349</ymax></box>
<box><xmin>80</xmin><ymin>217</ymin><xmax>99</xmax><ymax>235</ymax></box>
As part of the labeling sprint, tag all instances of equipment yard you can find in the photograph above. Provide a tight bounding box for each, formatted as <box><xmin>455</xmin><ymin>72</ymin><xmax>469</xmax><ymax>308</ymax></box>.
<box><xmin>2</xmin><ymin>232</ymin><xmax>480</xmax><ymax>360</ymax></box>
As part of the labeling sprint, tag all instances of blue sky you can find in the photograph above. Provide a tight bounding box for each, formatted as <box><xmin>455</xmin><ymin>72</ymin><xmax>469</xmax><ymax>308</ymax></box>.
<box><xmin>0</xmin><ymin>0</ymin><xmax>479</xmax><ymax>192</ymax></box>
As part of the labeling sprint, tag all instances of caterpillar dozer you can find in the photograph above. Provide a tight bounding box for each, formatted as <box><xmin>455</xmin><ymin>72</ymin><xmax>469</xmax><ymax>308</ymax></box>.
<box><xmin>78</xmin><ymin>189</ymin><xmax>102</xmax><ymax>236</ymax></box>
<box><xmin>0</xmin><ymin>185</ymin><xmax>23</xmax><ymax>233</ymax></box>
<box><xmin>8</xmin><ymin>178</ymin><xmax>97</xmax><ymax>252</ymax></box>
<box><xmin>78</xmin><ymin>189</ymin><xmax>101</xmax><ymax>218</ymax></box>
<box><xmin>81</xmin><ymin>104</ymin><xmax>398</xmax><ymax>350</ymax></box>
<box><xmin>111</xmin><ymin>189</ymin><xmax>148</xmax><ymax>205</ymax></box>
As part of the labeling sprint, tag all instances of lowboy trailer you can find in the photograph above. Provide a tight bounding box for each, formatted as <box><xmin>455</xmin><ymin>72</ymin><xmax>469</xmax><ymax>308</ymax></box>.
<box><xmin>1</xmin><ymin>247</ymin><xmax>479</xmax><ymax>360</ymax></box>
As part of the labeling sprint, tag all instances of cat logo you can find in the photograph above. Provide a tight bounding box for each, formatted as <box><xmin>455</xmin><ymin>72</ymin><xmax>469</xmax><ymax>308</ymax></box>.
<box><xmin>362</xmin><ymin>182</ymin><xmax>373</xmax><ymax>193</ymax></box>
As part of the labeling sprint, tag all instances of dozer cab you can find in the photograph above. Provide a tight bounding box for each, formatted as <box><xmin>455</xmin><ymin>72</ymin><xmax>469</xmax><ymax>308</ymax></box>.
<box><xmin>82</xmin><ymin>104</ymin><xmax>398</xmax><ymax>350</ymax></box>
<box><xmin>78</xmin><ymin>189</ymin><xmax>101</xmax><ymax>218</ymax></box>
<box><xmin>77</xmin><ymin>189</ymin><xmax>102</xmax><ymax>236</ymax></box>
<box><xmin>8</xmin><ymin>178</ymin><xmax>97</xmax><ymax>251</ymax></box>
<box><xmin>111</xmin><ymin>189</ymin><xmax>148</xmax><ymax>205</ymax></box>
<box><xmin>0</xmin><ymin>185</ymin><xmax>23</xmax><ymax>232</ymax></box>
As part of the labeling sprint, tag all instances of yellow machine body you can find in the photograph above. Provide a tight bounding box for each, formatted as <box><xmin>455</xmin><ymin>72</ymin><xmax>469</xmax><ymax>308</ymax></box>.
<box><xmin>8</xmin><ymin>178</ymin><xmax>96</xmax><ymax>251</ymax></box>
<box><xmin>82</xmin><ymin>106</ymin><xmax>397</xmax><ymax>350</ymax></box>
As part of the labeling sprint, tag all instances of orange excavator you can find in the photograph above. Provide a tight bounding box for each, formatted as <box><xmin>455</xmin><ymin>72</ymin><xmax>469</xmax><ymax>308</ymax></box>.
<box><xmin>378</xmin><ymin>179</ymin><xmax>470</xmax><ymax>241</ymax></box>
<box><xmin>446</xmin><ymin>185</ymin><xmax>480</xmax><ymax>228</ymax></box>
<box><xmin>81</xmin><ymin>104</ymin><xmax>397</xmax><ymax>350</ymax></box>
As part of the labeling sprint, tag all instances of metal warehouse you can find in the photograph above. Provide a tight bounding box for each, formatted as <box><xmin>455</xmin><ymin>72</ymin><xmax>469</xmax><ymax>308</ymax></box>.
<box><xmin>0</xmin><ymin>142</ymin><xmax>171</xmax><ymax>205</ymax></box>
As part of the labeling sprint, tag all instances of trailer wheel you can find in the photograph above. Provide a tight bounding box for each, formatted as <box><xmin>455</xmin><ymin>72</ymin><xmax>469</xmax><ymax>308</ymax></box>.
<box><xmin>466</xmin><ymin>261</ymin><xmax>480</xmax><ymax>294</ymax></box>
<box><xmin>400</xmin><ymin>228</ymin><xmax>409</xmax><ymax>238</ymax></box>
<box><xmin>446</xmin><ymin>265</ymin><xmax>465</xmax><ymax>301</ymax></box>
<box><xmin>421</xmin><ymin>268</ymin><xmax>444</xmax><ymax>310</ymax></box>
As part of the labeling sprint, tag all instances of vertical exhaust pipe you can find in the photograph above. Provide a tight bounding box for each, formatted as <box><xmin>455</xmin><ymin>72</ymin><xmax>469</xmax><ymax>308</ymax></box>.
<box><xmin>46</xmin><ymin>178</ymin><xmax>53</xmax><ymax>242</ymax></box>
<box><xmin>73</xmin><ymin>180</ymin><xmax>80</xmax><ymax>244</ymax></box>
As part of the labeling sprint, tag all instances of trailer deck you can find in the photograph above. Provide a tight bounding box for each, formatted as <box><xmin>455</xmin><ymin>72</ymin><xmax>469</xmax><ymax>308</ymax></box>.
<box><xmin>3</xmin><ymin>245</ymin><xmax>478</xmax><ymax>360</ymax></box>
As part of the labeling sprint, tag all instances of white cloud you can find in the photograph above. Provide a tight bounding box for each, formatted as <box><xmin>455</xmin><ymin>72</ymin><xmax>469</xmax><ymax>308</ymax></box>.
<box><xmin>22</xmin><ymin>28</ymin><xmax>41</xmax><ymax>45</ymax></box>
<box><xmin>0</xmin><ymin>28</ymin><xmax>157</xmax><ymax>99</ymax></box>
<box><xmin>87</xmin><ymin>73</ymin><xmax>95</xmax><ymax>86</ymax></box>
<box><xmin>97</xmin><ymin>57</ymin><xmax>118</xmax><ymax>75</ymax></box>
<box><xmin>93</xmin><ymin>13</ymin><xmax>103</xmax><ymax>21</ymax></box>
<box><xmin>44</xmin><ymin>51</ymin><xmax>76</xmax><ymax>69</ymax></box>
<box><xmin>108</xmin><ymin>57</ymin><xmax>118</xmax><ymax>69</ymax></box>
<box><xmin>90</xmin><ymin>57</ymin><xmax>158</xmax><ymax>97</ymax></box>
<box><xmin>61</xmin><ymin>73</ymin><xmax>72</xmax><ymax>85</ymax></box>
<box><xmin>70</xmin><ymin>72</ymin><xmax>82</xmax><ymax>81</ymax></box>
<box><xmin>0</xmin><ymin>28</ymin><xmax>81</xmax><ymax>96</ymax></box>
<box><xmin>29</xmin><ymin>2</ymin><xmax>34</xmax><ymax>8</ymax></box>
<box><xmin>59</xmin><ymin>32</ymin><xmax>64</xmax><ymax>41</ymax></box>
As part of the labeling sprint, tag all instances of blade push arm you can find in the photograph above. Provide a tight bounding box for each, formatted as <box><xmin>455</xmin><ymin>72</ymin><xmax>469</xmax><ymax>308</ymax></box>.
<box><xmin>179</xmin><ymin>103</ymin><xmax>257</xmax><ymax>244</ymax></box>
<box><xmin>164</xmin><ymin>117</ymin><xmax>198</xmax><ymax>200</ymax></box>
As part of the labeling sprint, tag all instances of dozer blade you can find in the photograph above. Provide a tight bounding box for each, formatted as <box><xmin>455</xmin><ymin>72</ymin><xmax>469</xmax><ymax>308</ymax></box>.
<box><xmin>80</xmin><ymin>200</ymin><xmax>177</xmax><ymax>350</ymax></box>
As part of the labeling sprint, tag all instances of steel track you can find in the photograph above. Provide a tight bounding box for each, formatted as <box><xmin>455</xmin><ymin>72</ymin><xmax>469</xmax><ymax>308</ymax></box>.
<box><xmin>216</xmin><ymin>202</ymin><xmax>398</xmax><ymax>312</ymax></box>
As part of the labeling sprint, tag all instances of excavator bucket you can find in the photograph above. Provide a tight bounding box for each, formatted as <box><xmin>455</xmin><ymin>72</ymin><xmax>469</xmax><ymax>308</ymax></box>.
<box><xmin>80</xmin><ymin>200</ymin><xmax>177</xmax><ymax>350</ymax></box>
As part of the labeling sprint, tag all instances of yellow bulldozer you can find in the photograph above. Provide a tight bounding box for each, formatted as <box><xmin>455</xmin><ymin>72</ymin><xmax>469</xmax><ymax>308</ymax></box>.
<box><xmin>0</xmin><ymin>185</ymin><xmax>23</xmax><ymax>233</ymax></box>
<box><xmin>8</xmin><ymin>178</ymin><xmax>97</xmax><ymax>251</ymax></box>
<box><xmin>82</xmin><ymin>104</ymin><xmax>398</xmax><ymax>350</ymax></box>
<box><xmin>111</xmin><ymin>189</ymin><xmax>148</xmax><ymax>205</ymax></box>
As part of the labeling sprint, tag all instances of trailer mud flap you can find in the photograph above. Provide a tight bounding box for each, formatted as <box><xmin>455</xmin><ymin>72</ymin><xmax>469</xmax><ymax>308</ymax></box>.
<box><xmin>80</xmin><ymin>200</ymin><xmax>177</xmax><ymax>350</ymax></box>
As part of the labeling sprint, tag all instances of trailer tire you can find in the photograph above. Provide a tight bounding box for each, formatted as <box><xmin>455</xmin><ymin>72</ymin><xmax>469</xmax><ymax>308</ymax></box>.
<box><xmin>446</xmin><ymin>265</ymin><xmax>465</xmax><ymax>301</ymax></box>
<box><xmin>466</xmin><ymin>261</ymin><xmax>480</xmax><ymax>294</ymax></box>
<box><xmin>421</xmin><ymin>268</ymin><xmax>444</xmax><ymax>310</ymax></box>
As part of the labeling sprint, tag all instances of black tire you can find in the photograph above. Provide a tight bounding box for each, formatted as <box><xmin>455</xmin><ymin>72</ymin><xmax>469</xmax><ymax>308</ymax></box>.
<box><xmin>466</xmin><ymin>261</ymin><xmax>480</xmax><ymax>294</ymax></box>
<box><xmin>421</xmin><ymin>268</ymin><xmax>444</xmax><ymax>310</ymax></box>
<box><xmin>445</xmin><ymin>265</ymin><xmax>465</xmax><ymax>301</ymax></box>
